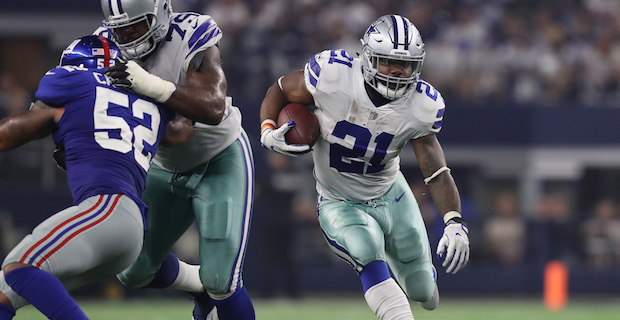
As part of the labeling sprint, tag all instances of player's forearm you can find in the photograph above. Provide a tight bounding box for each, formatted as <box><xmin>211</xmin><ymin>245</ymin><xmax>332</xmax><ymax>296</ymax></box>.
<box><xmin>164</xmin><ymin>85</ymin><xmax>226</xmax><ymax>125</ymax></box>
<box><xmin>0</xmin><ymin>117</ymin><xmax>24</xmax><ymax>151</ymax></box>
<box><xmin>427</xmin><ymin>174</ymin><xmax>462</xmax><ymax>218</ymax></box>
<box><xmin>260</xmin><ymin>82</ymin><xmax>288</xmax><ymax>123</ymax></box>
<box><xmin>0</xmin><ymin>114</ymin><xmax>50</xmax><ymax>151</ymax></box>
<box><xmin>165</xmin><ymin>46</ymin><xmax>228</xmax><ymax>125</ymax></box>
<box><xmin>105</xmin><ymin>59</ymin><xmax>228</xmax><ymax>125</ymax></box>
<box><xmin>260</xmin><ymin>71</ymin><xmax>314</xmax><ymax>123</ymax></box>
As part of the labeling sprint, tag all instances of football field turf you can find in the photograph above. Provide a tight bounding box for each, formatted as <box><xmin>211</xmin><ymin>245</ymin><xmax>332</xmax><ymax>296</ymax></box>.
<box><xmin>12</xmin><ymin>296</ymin><xmax>620</xmax><ymax>319</ymax></box>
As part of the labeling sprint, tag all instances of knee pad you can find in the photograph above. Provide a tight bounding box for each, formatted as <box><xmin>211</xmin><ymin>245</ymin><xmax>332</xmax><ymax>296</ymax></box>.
<box><xmin>392</xmin><ymin>227</ymin><xmax>424</xmax><ymax>263</ymax></box>
<box><xmin>116</xmin><ymin>256</ymin><xmax>157</xmax><ymax>288</ymax></box>
<box><xmin>116</xmin><ymin>271</ymin><xmax>154</xmax><ymax>288</ymax></box>
<box><xmin>402</xmin><ymin>270</ymin><xmax>434</xmax><ymax>302</ymax></box>
<box><xmin>199</xmin><ymin>268</ymin><xmax>232</xmax><ymax>295</ymax></box>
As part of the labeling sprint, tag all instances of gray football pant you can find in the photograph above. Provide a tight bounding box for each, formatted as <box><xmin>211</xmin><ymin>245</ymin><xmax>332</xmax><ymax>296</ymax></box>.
<box><xmin>0</xmin><ymin>194</ymin><xmax>143</xmax><ymax>309</ymax></box>
<box><xmin>318</xmin><ymin>172</ymin><xmax>435</xmax><ymax>302</ymax></box>
<box><xmin>117</xmin><ymin>131</ymin><xmax>254</xmax><ymax>295</ymax></box>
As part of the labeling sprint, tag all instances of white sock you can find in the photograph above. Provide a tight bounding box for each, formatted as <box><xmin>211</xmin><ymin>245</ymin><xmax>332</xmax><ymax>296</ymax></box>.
<box><xmin>168</xmin><ymin>261</ymin><xmax>204</xmax><ymax>292</ymax></box>
<box><xmin>364</xmin><ymin>278</ymin><xmax>414</xmax><ymax>320</ymax></box>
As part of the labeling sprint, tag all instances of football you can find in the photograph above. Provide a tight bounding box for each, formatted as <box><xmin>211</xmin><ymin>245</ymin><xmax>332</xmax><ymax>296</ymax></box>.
<box><xmin>277</xmin><ymin>103</ymin><xmax>320</xmax><ymax>147</ymax></box>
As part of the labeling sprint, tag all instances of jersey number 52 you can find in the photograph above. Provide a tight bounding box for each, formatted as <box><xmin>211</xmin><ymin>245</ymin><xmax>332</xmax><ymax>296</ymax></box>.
<box><xmin>93</xmin><ymin>86</ymin><xmax>161</xmax><ymax>171</ymax></box>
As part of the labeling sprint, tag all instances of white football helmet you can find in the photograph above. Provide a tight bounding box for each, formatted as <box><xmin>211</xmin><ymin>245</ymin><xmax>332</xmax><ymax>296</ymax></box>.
<box><xmin>360</xmin><ymin>15</ymin><xmax>425</xmax><ymax>100</ymax></box>
<box><xmin>101</xmin><ymin>0</ymin><xmax>172</xmax><ymax>59</ymax></box>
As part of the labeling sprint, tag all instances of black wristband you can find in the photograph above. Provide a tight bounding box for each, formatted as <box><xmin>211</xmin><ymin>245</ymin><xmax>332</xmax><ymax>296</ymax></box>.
<box><xmin>446</xmin><ymin>217</ymin><xmax>467</xmax><ymax>227</ymax></box>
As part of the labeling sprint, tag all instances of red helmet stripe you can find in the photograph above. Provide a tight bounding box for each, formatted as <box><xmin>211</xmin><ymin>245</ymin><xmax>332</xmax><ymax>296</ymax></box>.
<box><xmin>98</xmin><ymin>36</ymin><xmax>111</xmax><ymax>67</ymax></box>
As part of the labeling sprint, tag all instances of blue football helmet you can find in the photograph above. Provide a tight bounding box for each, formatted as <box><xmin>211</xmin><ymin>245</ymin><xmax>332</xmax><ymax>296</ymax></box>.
<box><xmin>360</xmin><ymin>15</ymin><xmax>425</xmax><ymax>100</ymax></box>
<box><xmin>101</xmin><ymin>0</ymin><xmax>172</xmax><ymax>59</ymax></box>
<box><xmin>59</xmin><ymin>35</ymin><xmax>121</xmax><ymax>69</ymax></box>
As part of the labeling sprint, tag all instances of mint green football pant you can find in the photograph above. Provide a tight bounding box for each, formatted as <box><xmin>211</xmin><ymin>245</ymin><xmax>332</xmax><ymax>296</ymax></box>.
<box><xmin>318</xmin><ymin>172</ymin><xmax>435</xmax><ymax>302</ymax></box>
<box><xmin>117</xmin><ymin>131</ymin><xmax>254</xmax><ymax>295</ymax></box>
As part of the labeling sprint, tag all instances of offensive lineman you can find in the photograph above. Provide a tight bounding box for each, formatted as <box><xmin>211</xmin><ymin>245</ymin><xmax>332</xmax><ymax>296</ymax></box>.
<box><xmin>0</xmin><ymin>35</ymin><xmax>174</xmax><ymax>320</ymax></box>
<box><xmin>259</xmin><ymin>15</ymin><xmax>470</xmax><ymax>320</ymax></box>
<box><xmin>96</xmin><ymin>1</ymin><xmax>254</xmax><ymax>319</ymax></box>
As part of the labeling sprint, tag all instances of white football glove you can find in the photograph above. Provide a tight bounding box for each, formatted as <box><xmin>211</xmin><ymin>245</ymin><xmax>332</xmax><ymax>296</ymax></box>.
<box><xmin>105</xmin><ymin>60</ymin><xmax>176</xmax><ymax>103</ymax></box>
<box><xmin>437</xmin><ymin>219</ymin><xmax>470</xmax><ymax>274</ymax></box>
<box><xmin>260</xmin><ymin>120</ymin><xmax>311</xmax><ymax>157</ymax></box>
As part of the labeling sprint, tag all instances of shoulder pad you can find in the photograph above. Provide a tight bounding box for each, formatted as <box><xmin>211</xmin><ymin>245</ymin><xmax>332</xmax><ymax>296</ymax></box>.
<box><xmin>411</xmin><ymin>80</ymin><xmax>446</xmax><ymax>133</ymax></box>
<box><xmin>170</xmin><ymin>13</ymin><xmax>222</xmax><ymax>59</ymax></box>
<box><xmin>304</xmin><ymin>49</ymin><xmax>355</xmax><ymax>94</ymax></box>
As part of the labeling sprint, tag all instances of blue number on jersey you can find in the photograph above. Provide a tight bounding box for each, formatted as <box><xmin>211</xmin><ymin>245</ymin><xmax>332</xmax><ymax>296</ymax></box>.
<box><xmin>416</xmin><ymin>80</ymin><xmax>438</xmax><ymax>101</ymax></box>
<box><xmin>329</xmin><ymin>120</ymin><xmax>394</xmax><ymax>174</ymax></box>
<box><xmin>167</xmin><ymin>14</ymin><xmax>197</xmax><ymax>41</ymax></box>
<box><xmin>167</xmin><ymin>14</ymin><xmax>221</xmax><ymax>57</ymax></box>
<box><xmin>328</xmin><ymin>50</ymin><xmax>353</xmax><ymax>68</ymax></box>
<box><xmin>94</xmin><ymin>86</ymin><xmax>162</xmax><ymax>172</ymax></box>
<box><xmin>168</xmin><ymin>13</ymin><xmax>202</xmax><ymax>40</ymax></box>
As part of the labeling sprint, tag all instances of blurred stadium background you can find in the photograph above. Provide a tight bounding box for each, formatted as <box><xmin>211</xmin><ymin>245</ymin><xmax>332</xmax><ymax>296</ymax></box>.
<box><xmin>1</xmin><ymin>0</ymin><xmax>620</xmax><ymax>318</ymax></box>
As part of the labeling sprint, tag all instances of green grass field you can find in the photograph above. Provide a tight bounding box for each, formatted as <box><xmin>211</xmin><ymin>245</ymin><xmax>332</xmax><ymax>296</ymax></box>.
<box><xmin>12</xmin><ymin>296</ymin><xmax>620</xmax><ymax>320</ymax></box>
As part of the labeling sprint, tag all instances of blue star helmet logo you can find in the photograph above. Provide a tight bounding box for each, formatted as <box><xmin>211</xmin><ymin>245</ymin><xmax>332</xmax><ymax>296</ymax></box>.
<box><xmin>365</xmin><ymin>24</ymin><xmax>379</xmax><ymax>37</ymax></box>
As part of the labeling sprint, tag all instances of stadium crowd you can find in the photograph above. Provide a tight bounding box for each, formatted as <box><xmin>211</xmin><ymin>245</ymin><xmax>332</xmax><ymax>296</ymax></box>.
<box><xmin>173</xmin><ymin>0</ymin><xmax>620</xmax><ymax>108</ymax></box>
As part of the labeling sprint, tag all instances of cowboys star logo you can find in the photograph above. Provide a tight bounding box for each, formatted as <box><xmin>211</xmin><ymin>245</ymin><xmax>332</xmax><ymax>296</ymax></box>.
<box><xmin>365</xmin><ymin>24</ymin><xmax>380</xmax><ymax>37</ymax></box>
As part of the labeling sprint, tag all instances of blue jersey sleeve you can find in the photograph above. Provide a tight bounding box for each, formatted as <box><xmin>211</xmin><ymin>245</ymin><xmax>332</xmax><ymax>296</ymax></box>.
<box><xmin>35</xmin><ymin>67</ymin><xmax>91</xmax><ymax>107</ymax></box>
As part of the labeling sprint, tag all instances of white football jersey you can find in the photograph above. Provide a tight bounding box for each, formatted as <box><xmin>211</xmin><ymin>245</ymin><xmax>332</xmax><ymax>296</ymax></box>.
<box><xmin>304</xmin><ymin>49</ymin><xmax>445</xmax><ymax>201</ymax></box>
<box><xmin>95</xmin><ymin>13</ymin><xmax>241</xmax><ymax>173</ymax></box>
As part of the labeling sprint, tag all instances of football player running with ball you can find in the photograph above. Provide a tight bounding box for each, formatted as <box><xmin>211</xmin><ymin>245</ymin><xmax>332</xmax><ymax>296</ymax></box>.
<box><xmin>0</xmin><ymin>35</ymin><xmax>175</xmax><ymax>320</ymax></box>
<box><xmin>96</xmin><ymin>1</ymin><xmax>254</xmax><ymax>319</ymax></box>
<box><xmin>260</xmin><ymin>15</ymin><xmax>470</xmax><ymax>320</ymax></box>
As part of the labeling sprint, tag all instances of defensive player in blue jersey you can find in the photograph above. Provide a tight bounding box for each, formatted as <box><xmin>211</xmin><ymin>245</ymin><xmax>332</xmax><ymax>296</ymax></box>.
<box><xmin>96</xmin><ymin>1</ymin><xmax>255</xmax><ymax>319</ymax></box>
<box><xmin>0</xmin><ymin>35</ymin><xmax>175</xmax><ymax>320</ymax></box>
<box><xmin>259</xmin><ymin>15</ymin><xmax>470</xmax><ymax>320</ymax></box>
